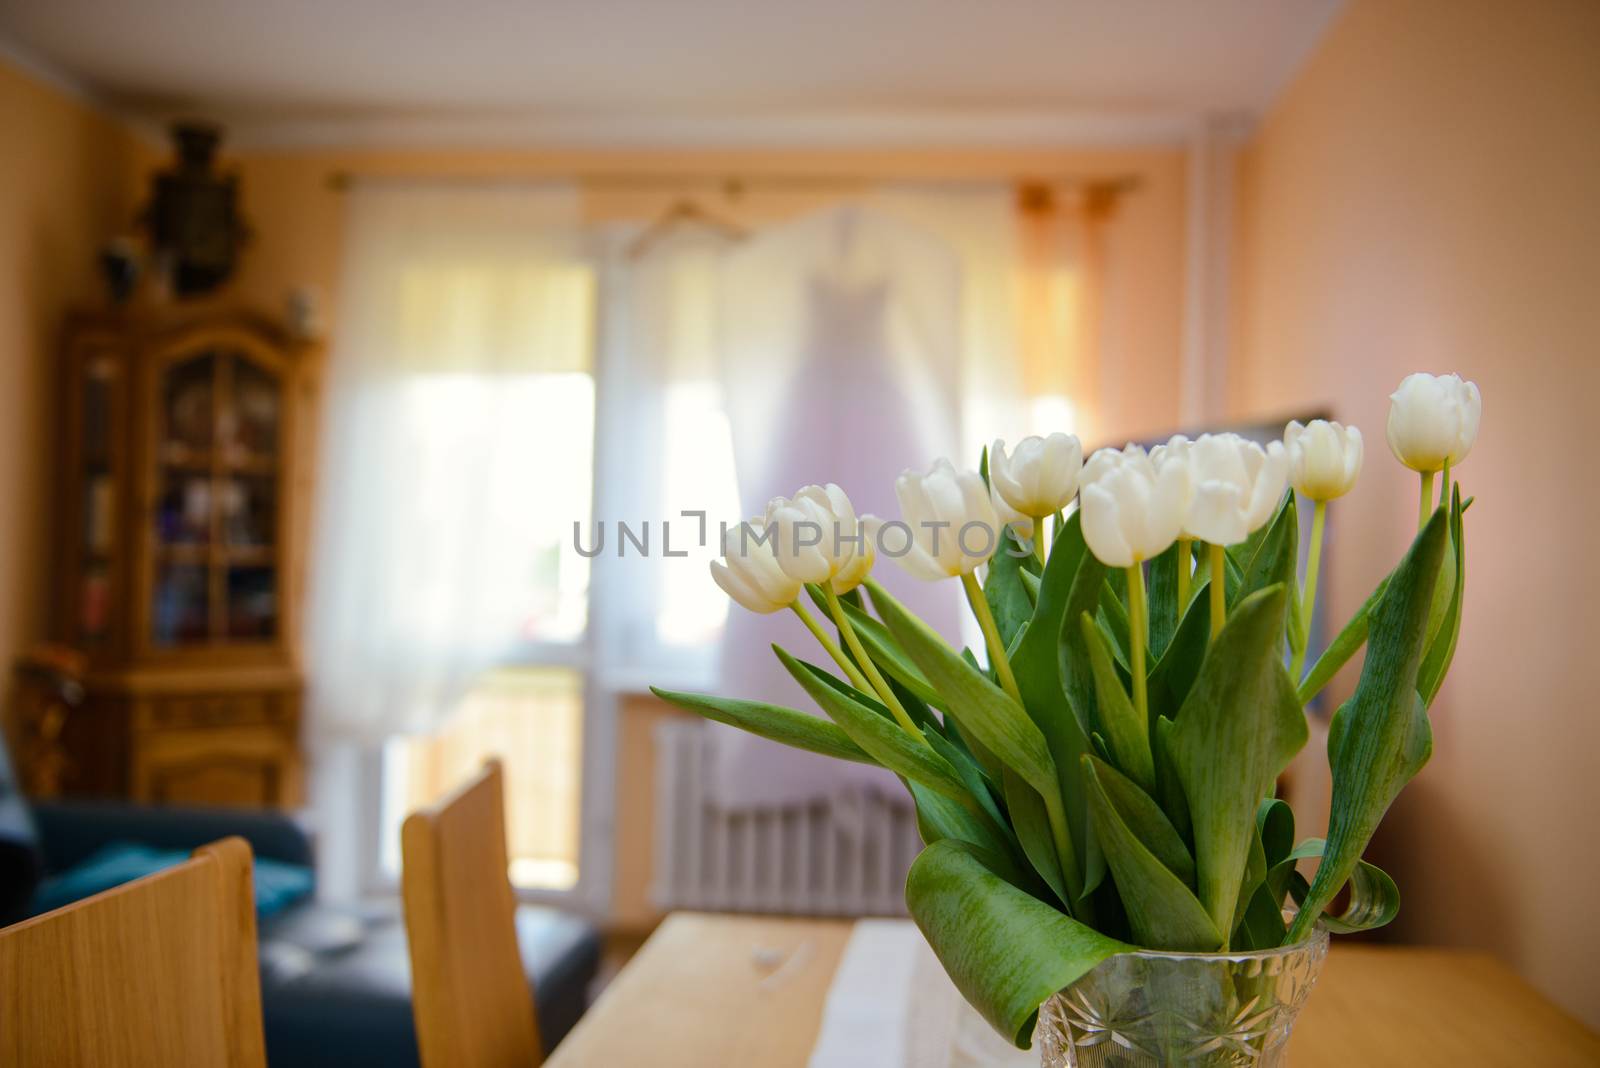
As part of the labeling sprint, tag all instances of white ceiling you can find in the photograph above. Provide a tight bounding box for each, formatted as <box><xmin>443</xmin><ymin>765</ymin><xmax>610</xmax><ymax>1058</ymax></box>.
<box><xmin>0</xmin><ymin>0</ymin><xmax>1343</xmax><ymax>147</ymax></box>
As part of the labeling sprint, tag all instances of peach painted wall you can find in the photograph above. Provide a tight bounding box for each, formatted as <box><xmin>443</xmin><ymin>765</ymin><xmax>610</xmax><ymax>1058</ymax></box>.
<box><xmin>1232</xmin><ymin>0</ymin><xmax>1600</xmax><ymax>1027</ymax></box>
<box><xmin>0</xmin><ymin>59</ymin><xmax>147</xmax><ymax>714</ymax></box>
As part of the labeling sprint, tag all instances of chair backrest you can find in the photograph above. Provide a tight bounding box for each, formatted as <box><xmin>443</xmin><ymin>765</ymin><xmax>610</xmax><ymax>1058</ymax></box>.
<box><xmin>0</xmin><ymin>836</ymin><xmax>267</xmax><ymax>1067</ymax></box>
<box><xmin>402</xmin><ymin>759</ymin><xmax>542</xmax><ymax>1068</ymax></box>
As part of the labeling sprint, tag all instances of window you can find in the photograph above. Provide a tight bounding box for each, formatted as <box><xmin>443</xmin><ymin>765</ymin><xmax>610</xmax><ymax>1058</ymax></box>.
<box><xmin>654</xmin><ymin>380</ymin><xmax>742</xmax><ymax>649</ymax></box>
<box><xmin>360</xmin><ymin>247</ymin><xmax>605</xmax><ymax>896</ymax></box>
<box><xmin>381</xmin><ymin>668</ymin><xmax>585</xmax><ymax>890</ymax></box>
<box><xmin>323</xmin><ymin>190</ymin><xmax>753</xmax><ymax>903</ymax></box>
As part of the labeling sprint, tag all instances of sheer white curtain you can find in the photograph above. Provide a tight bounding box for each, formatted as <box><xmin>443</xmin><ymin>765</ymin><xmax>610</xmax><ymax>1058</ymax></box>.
<box><xmin>305</xmin><ymin>184</ymin><xmax>592</xmax><ymax>741</ymax></box>
<box><xmin>591</xmin><ymin>226</ymin><xmax>744</xmax><ymax>690</ymax></box>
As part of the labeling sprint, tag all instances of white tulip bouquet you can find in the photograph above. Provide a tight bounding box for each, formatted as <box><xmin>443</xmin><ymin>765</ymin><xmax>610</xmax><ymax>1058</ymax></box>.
<box><xmin>656</xmin><ymin>373</ymin><xmax>1478</xmax><ymax>1049</ymax></box>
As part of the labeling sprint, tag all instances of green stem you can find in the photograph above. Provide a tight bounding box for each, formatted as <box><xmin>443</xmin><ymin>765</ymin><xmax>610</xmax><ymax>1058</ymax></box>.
<box><xmin>1176</xmin><ymin>535</ymin><xmax>1193</xmax><ymax>612</ymax></box>
<box><xmin>1042</xmin><ymin>790</ymin><xmax>1092</xmax><ymax>923</ymax></box>
<box><xmin>1418</xmin><ymin>470</ymin><xmax>1435</xmax><ymax>531</ymax></box>
<box><xmin>822</xmin><ymin>586</ymin><xmax>921</xmax><ymax>736</ymax></box>
<box><xmin>1440</xmin><ymin>459</ymin><xmax>1451</xmax><ymax>509</ymax></box>
<box><xmin>1290</xmin><ymin>499</ymin><xmax>1327</xmax><ymax>680</ymax></box>
<box><xmin>791</xmin><ymin>601</ymin><xmax>871</xmax><ymax>693</ymax></box>
<box><xmin>1125</xmin><ymin>563</ymin><xmax>1149</xmax><ymax>733</ymax></box>
<box><xmin>1209</xmin><ymin>542</ymin><xmax>1226</xmax><ymax>640</ymax></box>
<box><xmin>1033</xmin><ymin>519</ymin><xmax>1047</xmax><ymax>566</ymax></box>
<box><xmin>960</xmin><ymin>571</ymin><xmax>1024</xmax><ymax>705</ymax></box>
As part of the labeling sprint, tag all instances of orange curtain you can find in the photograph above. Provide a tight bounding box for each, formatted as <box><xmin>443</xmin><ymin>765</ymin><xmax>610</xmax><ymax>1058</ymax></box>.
<box><xmin>1015</xmin><ymin>182</ymin><xmax>1119</xmax><ymax>442</ymax></box>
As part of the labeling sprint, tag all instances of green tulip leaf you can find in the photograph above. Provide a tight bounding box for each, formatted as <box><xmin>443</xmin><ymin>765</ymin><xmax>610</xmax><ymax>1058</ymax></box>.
<box><xmin>1258</xmin><ymin>798</ymin><xmax>1298</xmax><ymax>872</ymax></box>
<box><xmin>1234</xmin><ymin>885</ymin><xmax>1290</xmax><ymax>951</ymax></box>
<box><xmin>806</xmin><ymin>584</ymin><xmax>945</xmax><ymax>710</ymax></box>
<box><xmin>1287</xmin><ymin>509</ymin><xmax>1448</xmax><ymax>944</ymax></box>
<box><xmin>1167</xmin><ymin>585</ymin><xmax>1309</xmax><ymax>943</ymax></box>
<box><xmin>1232</xmin><ymin>822</ymin><xmax>1270</xmax><ymax>938</ymax></box>
<box><xmin>1096</xmin><ymin>570</ymin><xmax>1132</xmax><ymax>663</ymax></box>
<box><xmin>1229</xmin><ymin>517</ymin><xmax>1272</xmax><ymax>574</ymax></box>
<box><xmin>1088</xmin><ymin>731</ymin><xmax>1112</xmax><ymax>763</ymax></box>
<box><xmin>926</xmin><ymin>728</ymin><xmax>1005</xmax><ymax>828</ymax></box>
<box><xmin>1019</xmin><ymin>567</ymin><xmax>1042</xmax><ymax>605</ymax></box>
<box><xmin>1079</xmin><ymin>613</ymin><xmax>1156</xmax><ymax>791</ymax></box>
<box><xmin>1285</xmin><ymin>838</ymin><xmax>1402</xmax><ymax>934</ymax></box>
<box><xmin>1146</xmin><ymin>540</ymin><xmax>1185</xmax><ymax>662</ymax></box>
<box><xmin>1011</xmin><ymin>511</ymin><xmax>1102</xmax><ymax>898</ymax></box>
<box><xmin>649</xmin><ymin>687</ymin><xmax>875</xmax><ymax>766</ymax></box>
<box><xmin>775</xmin><ymin>647</ymin><xmax>970</xmax><ymax>806</ymax></box>
<box><xmin>1003</xmin><ymin>767</ymin><xmax>1071</xmax><ymax>908</ymax></box>
<box><xmin>1146</xmin><ymin>586</ymin><xmax>1211</xmax><ymax>731</ymax></box>
<box><xmin>1231</xmin><ymin>492</ymin><xmax>1298</xmax><ymax>613</ymax></box>
<box><xmin>1083</xmin><ymin>754</ymin><xmax>1194</xmax><ymax>887</ymax></box>
<box><xmin>1286</xmin><ymin>571</ymin><xmax>1308</xmax><ymax>660</ymax></box>
<box><xmin>986</xmin><ymin>526</ymin><xmax>1040</xmax><ymax>650</ymax></box>
<box><xmin>1152</xmin><ymin>715</ymin><xmax>1192</xmax><ymax>843</ymax></box>
<box><xmin>1083</xmin><ymin>755</ymin><xmax>1220</xmax><ymax>951</ymax></box>
<box><xmin>1297</xmin><ymin>492</ymin><xmax>1466</xmax><ymax>708</ymax></box>
<box><xmin>868</xmin><ymin>576</ymin><xmax>1087</xmax><ymax>915</ymax></box>
<box><xmin>864</xmin><ymin>581</ymin><xmax>1060</xmax><ymax>818</ymax></box>
<box><xmin>1418</xmin><ymin>487</ymin><xmax>1466</xmax><ymax>706</ymax></box>
<box><xmin>906</xmin><ymin>780</ymin><xmax>1038</xmax><ymax>895</ymax></box>
<box><xmin>1229</xmin><ymin>798</ymin><xmax>1302</xmax><ymax>950</ymax></box>
<box><xmin>1297</xmin><ymin>575</ymin><xmax>1387</xmax><ymax>705</ymax></box>
<box><xmin>1051</xmin><ymin>514</ymin><xmax>1108</xmax><ymax>740</ymax></box>
<box><xmin>1423</xmin><ymin>501</ymin><xmax>1457</xmax><ymax>653</ymax></box>
<box><xmin>905</xmin><ymin>839</ymin><xmax>1132</xmax><ymax>1048</ymax></box>
<box><xmin>1006</xmin><ymin>618</ymin><xmax>1030</xmax><ymax>661</ymax></box>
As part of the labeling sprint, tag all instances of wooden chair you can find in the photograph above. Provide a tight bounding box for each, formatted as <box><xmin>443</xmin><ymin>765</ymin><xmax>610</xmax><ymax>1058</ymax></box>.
<box><xmin>0</xmin><ymin>836</ymin><xmax>267</xmax><ymax>1067</ymax></box>
<box><xmin>402</xmin><ymin>759</ymin><xmax>542</xmax><ymax>1068</ymax></box>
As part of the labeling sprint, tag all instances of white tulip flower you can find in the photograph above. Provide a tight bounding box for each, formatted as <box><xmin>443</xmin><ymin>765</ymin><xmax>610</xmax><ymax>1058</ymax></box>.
<box><xmin>1079</xmin><ymin>445</ymin><xmax>1190</xmax><ymax>568</ymax></box>
<box><xmin>1183</xmin><ymin>433</ymin><xmax>1289</xmax><ymax>547</ymax></box>
<box><xmin>768</xmin><ymin>483</ymin><xmax>874</xmax><ymax>594</ymax></box>
<box><xmin>989</xmin><ymin>433</ymin><xmax>1083</xmax><ymax>519</ymax></box>
<box><xmin>1284</xmin><ymin>419</ymin><xmax>1363</xmax><ymax>501</ymax></box>
<box><xmin>1149</xmin><ymin>434</ymin><xmax>1192</xmax><ymax>474</ymax></box>
<box><xmin>878</xmin><ymin>459</ymin><xmax>1001</xmax><ymax>581</ymax></box>
<box><xmin>1148</xmin><ymin>435</ymin><xmax>1197</xmax><ymax>537</ymax></box>
<box><xmin>990</xmin><ymin>482</ymin><xmax>1034</xmax><ymax>542</ymax></box>
<box><xmin>1386</xmin><ymin>372</ymin><xmax>1481</xmax><ymax>473</ymax></box>
<box><xmin>709</xmin><ymin>518</ymin><xmax>801</xmax><ymax>614</ymax></box>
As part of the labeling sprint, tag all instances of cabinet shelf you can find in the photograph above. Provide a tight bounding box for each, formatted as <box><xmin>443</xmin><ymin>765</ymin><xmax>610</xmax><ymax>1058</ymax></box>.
<box><xmin>57</xmin><ymin>307</ymin><xmax>319</xmax><ymax>809</ymax></box>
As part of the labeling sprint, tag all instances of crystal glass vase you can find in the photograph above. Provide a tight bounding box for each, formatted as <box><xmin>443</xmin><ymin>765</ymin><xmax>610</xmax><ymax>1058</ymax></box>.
<box><xmin>1036</xmin><ymin>927</ymin><xmax>1330</xmax><ymax>1067</ymax></box>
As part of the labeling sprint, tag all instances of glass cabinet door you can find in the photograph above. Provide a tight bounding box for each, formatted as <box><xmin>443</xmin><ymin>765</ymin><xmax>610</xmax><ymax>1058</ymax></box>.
<box><xmin>150</xmin><ymin>346</ymin><xmax>284</xmax><ymax>648</ymax></box>
<box><xmin>78</xmin><ymin>352</ymin><xmax>120</xmax><ymax>646</ymax></box>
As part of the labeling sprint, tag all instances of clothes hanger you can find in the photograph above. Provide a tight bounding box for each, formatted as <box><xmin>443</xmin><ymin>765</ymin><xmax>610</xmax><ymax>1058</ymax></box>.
<box><xmin>626</xmin><ymin>197</ymin><xmax>747</xmax><ymax>259</ymax></box>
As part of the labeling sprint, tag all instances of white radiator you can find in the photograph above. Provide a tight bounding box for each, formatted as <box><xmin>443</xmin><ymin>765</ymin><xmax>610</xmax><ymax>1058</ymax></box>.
<box><xmin>650</xmin><ymin>721</ymin><xmax>922</xmax><ymax>917</ymax></box>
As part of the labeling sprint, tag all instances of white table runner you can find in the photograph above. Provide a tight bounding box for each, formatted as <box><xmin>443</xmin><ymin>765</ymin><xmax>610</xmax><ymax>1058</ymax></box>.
<box><xmin>806</xmin><ymin>920</ymin><xmax>1036</xmax><ymax>1068</ymax></box>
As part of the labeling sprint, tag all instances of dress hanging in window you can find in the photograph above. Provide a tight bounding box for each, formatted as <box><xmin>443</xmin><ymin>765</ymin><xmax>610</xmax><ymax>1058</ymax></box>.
<box><xmin>710</xmin><ymin>204</ymin><xmax>965</xmax><ymax>808</ymax></box>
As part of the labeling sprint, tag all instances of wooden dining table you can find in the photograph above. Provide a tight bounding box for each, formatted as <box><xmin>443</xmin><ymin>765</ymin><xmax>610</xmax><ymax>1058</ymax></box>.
<box><xmin>547</xmin><ymin>912</ymin><xmax>1600</xmax><ymax>1067</ymax></box>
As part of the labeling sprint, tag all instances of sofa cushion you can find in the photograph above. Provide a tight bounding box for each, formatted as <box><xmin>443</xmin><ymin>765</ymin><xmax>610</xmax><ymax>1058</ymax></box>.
<box><xmin>0</xmin><ymin>742</ymin><xmax>43</xmax><ymax>927</ymax></box>
<box><xmin>259</xmin><ymin>900</ymin><xmax>600</xmax><ymax>1068</ymax></box>
<box><xmin>31</xmin><ymin>841</ymin><xmax>314</xmax><ymax>917</ymax></box>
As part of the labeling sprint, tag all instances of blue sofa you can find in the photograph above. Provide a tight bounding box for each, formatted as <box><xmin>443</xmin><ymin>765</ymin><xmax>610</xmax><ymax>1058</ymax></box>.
<box><xmin>0</xmin><ymin>742</ymin><xmax>600</xmax><ymax>1066</ymax></box>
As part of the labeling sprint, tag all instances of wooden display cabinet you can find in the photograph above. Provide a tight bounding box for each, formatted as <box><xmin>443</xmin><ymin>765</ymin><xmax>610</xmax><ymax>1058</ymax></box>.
<box><xmin>55</xmin><ymin>306</ymin><xmax>319</xmax><ymax>807</ymax></box>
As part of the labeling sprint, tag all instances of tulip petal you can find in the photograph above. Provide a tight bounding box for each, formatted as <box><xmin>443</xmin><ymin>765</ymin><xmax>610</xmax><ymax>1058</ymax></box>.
<box><xmin>1187</xmin><ymin>481</ymin><xmax>1246</xmax><ymax>546</ymax></box>
<box><xmin>1081</xmin><ymin>483</ymin><xmax>1134</xmax><ymax>568</ymax></box>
